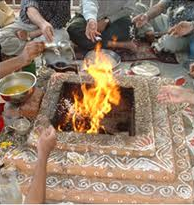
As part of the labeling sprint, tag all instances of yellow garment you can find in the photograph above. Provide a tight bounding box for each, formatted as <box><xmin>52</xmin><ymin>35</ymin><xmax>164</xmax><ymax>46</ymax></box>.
<box><xmin>0</xmin><ymin>1</ymin><xmax>15</xmax><ymax>27</ymax></box>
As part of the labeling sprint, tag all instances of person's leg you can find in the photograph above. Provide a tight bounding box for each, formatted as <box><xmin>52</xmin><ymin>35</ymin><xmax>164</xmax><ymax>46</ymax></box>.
<box><xmin>67</xmin><ymin>14</ymin><xmax>95</xmax><ymax>50</ymax></box>
<box><xmin>101</xmin><ymin>16</ymin><xmax>137</xmax><ymax>50</ymax></box>
<box><xmin>101</xmin><ymin>16</ymin><xmax>130</xmax><ymax>46</ymax></box>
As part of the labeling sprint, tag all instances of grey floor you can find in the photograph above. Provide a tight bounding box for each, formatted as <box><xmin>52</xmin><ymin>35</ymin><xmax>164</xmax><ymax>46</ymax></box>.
<box><xmin>120</xmin><ymin>61</ymin><xmax>194</xmax><ymax>89</ymax></box>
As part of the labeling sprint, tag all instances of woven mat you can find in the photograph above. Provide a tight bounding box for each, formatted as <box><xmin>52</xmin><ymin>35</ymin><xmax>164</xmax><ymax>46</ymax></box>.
<box><xmin>75</xmin><ymin>41</ymin><xmax>178</xmax><ymax>64</ymax></box>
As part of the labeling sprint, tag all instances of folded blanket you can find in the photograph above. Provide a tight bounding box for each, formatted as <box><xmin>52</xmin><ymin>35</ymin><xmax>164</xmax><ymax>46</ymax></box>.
<box><xmin>0</xmin><ymin>0</ymin><xmax>15</xmax><ymax>27</ymax></box>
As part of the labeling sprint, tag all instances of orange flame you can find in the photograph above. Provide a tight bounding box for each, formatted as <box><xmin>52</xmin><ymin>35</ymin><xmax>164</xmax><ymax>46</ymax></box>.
<box><xmin>69</xmin><ymin>43</ymin><xmax>120</xmax><ymax>133</ymax></box>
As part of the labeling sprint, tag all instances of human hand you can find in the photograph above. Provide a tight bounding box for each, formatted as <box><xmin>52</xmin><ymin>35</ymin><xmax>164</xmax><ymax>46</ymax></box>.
<box><xmin>40</xmin><ymin>21</ymin><xmax>54</xmax><ymax>42</ymax></box>
<box><xmin>97</xmin><ymin>18</ymin><xmax>109</xmax><ymax>33</ymax></box>
<box><xmin>16</xmin><ymin>30</ymin><xmax>28</xmax><ymax>41</ymax></box>
<box><xmin>190</xmin><ymin>63</ymin><xmax>194</xmax><ymax>78</ymax></box>
<box><xmin>132</xmin><ymin>13</ymin><xmax>148</xmax><ymax>28</ymax></box>
<box><xmin>85</xmin><ymin>19</ymin><xmax>101</xmax><ymax>42</ymax></box>
<box><xmin>168</xmin><ymin>21</ymin><xmax>193</xmax><ymax>37</ymax></box>
<box><xmin>157</xmin><ymin>85</ymin><xmax>194</xmax><ymax>104</ymax></box>
<box><xmin>37</xmin><ymin>125</ymin><xmax>57</xmax><ymax>159</ymax></box>
<box><xmin>20</xmin><ymin>41</ymin><xmax>45</xmax><ymax>65</ymax></box>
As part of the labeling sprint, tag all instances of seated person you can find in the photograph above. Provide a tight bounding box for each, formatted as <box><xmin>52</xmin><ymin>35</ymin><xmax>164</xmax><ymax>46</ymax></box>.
<box><xmin>67</xmin><ymin>0</ymin><xmax>138</xmax><ymax>51</ymax></box>
<box><xmin>133</xmin><ymin>0</ymin><xmax>194</xmax><ymax>54</ymax></box>
<box><xmin>0</xmin><ymin>41</ymin><xmax>45</xmax><ymax>78</ymax></box>
<box><xmin>0</xmin><ymin>0</ymin><xmax>15</xmax><ymax>28</ymax></box>
<box><xmin>157</xmin><ymin>85</ymin><xmax>194</xmax><ymax>104</ymax></box>
<box><xmin>0</xmin><ymin>0</ymin><xmax>70</xmax><ymax>56</ymax></box>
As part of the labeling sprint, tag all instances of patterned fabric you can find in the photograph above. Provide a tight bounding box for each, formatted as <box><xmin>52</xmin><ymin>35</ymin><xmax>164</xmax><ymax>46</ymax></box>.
<box><xmin>20</xmin><ymin>0</ymin><xmax>70</xmax><ymax>29</ymax></box>
<box><xmin>160</xmin><ymin>0</ymin><xmax>194</xmax><ymax>26</ymax></box>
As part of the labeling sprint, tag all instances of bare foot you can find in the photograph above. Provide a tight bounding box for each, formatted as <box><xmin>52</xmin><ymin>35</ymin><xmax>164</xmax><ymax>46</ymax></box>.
<box><xmin>16</xmin><ymin>30</ymin><xmax>28</xmax><ymax>41</ymax></box>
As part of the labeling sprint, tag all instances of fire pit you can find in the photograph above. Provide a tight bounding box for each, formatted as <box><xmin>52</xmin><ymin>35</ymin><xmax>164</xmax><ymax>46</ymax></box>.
<box><xmin>3</xmin><ymin>47</ymin><xmax>194</xmax><ymax>203</ymax></box>
<box><xmin>52</xmin><ymin>82</ymin><xmax>135</xmax><ymax>136</ymax></box>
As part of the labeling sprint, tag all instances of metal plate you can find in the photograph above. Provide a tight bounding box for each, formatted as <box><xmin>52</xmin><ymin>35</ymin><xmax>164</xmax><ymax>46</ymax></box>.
<box><xmin>84</xmin><ymin>49</ymin><xmax>121</xmax><ymax>70</ymax></box>
<box><xmin>131</xmin><ymin>61</ymin><xmax>160</xmax><ymax>77</ymax></box>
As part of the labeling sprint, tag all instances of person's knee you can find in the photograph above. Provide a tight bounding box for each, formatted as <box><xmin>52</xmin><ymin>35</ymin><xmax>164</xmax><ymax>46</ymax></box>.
<box><xmin>67</xmin><ymin>22</ymin><xmax>95</xmax><ymax>50</ymax></box>
<box><xmin>103</xmin><ymin>16</ymin><xmax>131</xmax><ymax>42</ymax></box>
<box><xmin>67</xmin><ymin>15</ymin><xmax>86</xmax><ymax>36</ymax></box>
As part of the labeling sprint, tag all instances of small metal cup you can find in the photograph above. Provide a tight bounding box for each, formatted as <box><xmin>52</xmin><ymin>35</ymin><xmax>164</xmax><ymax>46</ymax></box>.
<box><xmin>12</xmin><ymin>118</ymin><xmax>31</xmax><ymax>136</ymax></box>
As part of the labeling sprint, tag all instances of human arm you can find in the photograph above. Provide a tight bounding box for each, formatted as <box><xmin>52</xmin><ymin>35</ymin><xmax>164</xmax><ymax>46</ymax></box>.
<box><xmin>168</xmin><ymin>21</ymin><xmax>194</xmax><ymax>37</ymax></box>
<box><xmin>82</xmin><ymin>0</ymin><xmax>101</xmax><ymax>42</ymax></box>
<box><xmin>16</xmin><ymin>29</ymin><xmax>42</xmax><ymax>41</ymax></box>
<box><xmin>0</xmin><ymin>42</ymin><xmax>45</xmax><ymax>78</ymax></box>
<box><xmin>132</xmin><ymin>1</ymin><xmax>167</xmax><ymax>28</ymax></box>
<box><xmin>157</xmin><ymin>85</ymin><xmax>194</xmax><ymax>104</ymax></box>
<box><xmin>26</xmin><ymin>1</ymin><xmax>54</xmax><ymax>42</ymax></box>
<box><xmin>24</xmin><ymin>126</ymin><xmax>56</xmax><ymax>204</ymax></box>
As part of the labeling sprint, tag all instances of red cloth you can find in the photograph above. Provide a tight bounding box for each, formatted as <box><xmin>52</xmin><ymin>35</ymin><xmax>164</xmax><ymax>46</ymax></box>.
<box><xmin>0</xmin><ymin>103</ymin><xmax>5</xmax><ymax>132</ymax></box>
<box><xmin>0</xmin><ymin>116</ymin><xmax>4</xmax><ymax>132</ymax></box>
<box><xmin>0</xmin><ymin>103</ymin><xmax>5</xmax><ymax>114</ymax></box>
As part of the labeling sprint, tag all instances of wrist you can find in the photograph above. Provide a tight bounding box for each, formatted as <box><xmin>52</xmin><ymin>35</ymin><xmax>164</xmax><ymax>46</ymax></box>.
<box><xmin>87</xmin><ymin>18</ymin><xmax>96</xmax><ymax>23</ymax></box>
<box><xmin>145</xmin><ymin>13</ymin><xmax>150</xmax><ymax>21</ymax></box>
<box><xmin>17</xmin><ymin>54</ymin><xmax>29</xmax><ymax>67</ymax></box>
<box><xmin>19</xmin><ymin>52</ymin><xmax>31</xmax><ymax>66</ymax></box>
<box><xmin>38</xmin><ymin>151</ymin><xmax>49</xmax><ymax>161</ymax></box>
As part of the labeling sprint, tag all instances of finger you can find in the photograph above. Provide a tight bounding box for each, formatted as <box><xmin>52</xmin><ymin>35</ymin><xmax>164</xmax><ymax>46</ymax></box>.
<box><xmin>38</xmin><ymin>42</ymin><xmax>45</xmax><ymax>52</ymax></box>
<box><xmin>170</xmin><ymin>28</ymin><xmax>180</xmax><ymax>37</ymax></box>
<box><xmin>95</xmin><ymin>30</ymin><xmax>101</xmax><ymax>36</ymax></box>
<box><xmin>48</xmin><ymin>125</ymin><xmax>55</xmax><ymax>134</ymax></box>
<box><xmin>132</xmin><ymin>15</ymin><xmax>138</xmax><ymax>23</ymax></box>
<box><xmin>168</xmin><ymin>26</ymin><xmax>175</xmax><ymax>34</ymax></box>
<box><xmin>140</xmin><ymin>15</ymin><xmax>146</xmax><ymax>21</ymax></box>
<box><xmin>46</xmin><ymin>29</ymin><xmax>54</xmax><ymax>43</ymax></box>
<box><xmin>50</xmin><ymin>26</ymin><xmax>54</xmax><ymax>37</ymax></box>
<box><xmin>90</xmin><ymin>32</ymin><xmax>96</xmax><ymax>42</ymax></box>
<box><xmin>157</xmin><ymin>94</ymin><xmax>169</xmax><ymax>100</ymax></box>
<box><xmin>159</xmin><ymin>86</ymin><xmax>171</xmax><ymax>93</ymax></box>
<box><xmin>85</xmin><ymin>30</ymin><xmax>91</xmax><ymax>40</ymax></box>
<box><xmin>44</xmin><ymin>32</ymin><xmax>51</xmax><ymax>43</ymax></box>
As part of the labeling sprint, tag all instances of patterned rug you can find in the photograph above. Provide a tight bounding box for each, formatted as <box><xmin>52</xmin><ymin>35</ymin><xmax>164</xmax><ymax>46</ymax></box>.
<box><xmin>75</xmin><ymin>41</ymin><xmax>178</xmax><ymax>64</ymax></box>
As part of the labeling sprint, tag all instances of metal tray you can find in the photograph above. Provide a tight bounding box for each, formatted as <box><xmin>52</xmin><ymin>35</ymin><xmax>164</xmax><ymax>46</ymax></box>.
<box><xmin>131</xmin><ymin>61</ymin><xmax>160</xmax><ymax>77</ymax></box>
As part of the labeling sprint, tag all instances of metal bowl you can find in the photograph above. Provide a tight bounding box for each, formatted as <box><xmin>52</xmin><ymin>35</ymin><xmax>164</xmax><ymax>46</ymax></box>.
<box><xmin>84</xmin><ymin>49</ymin><xmax>121</xmax><ymax>71</ymax></box>
<box><xmin>0</xmin><ymin>72</ymin><xmax>36</xmax><ymax>104</ymax></box>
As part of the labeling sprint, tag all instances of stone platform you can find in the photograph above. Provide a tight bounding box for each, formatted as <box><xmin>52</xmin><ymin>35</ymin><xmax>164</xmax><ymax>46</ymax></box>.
<box><xmin>3</xmin><ymin>73</ymin><xmax>194</xmax><ymax>203</ymax></box>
